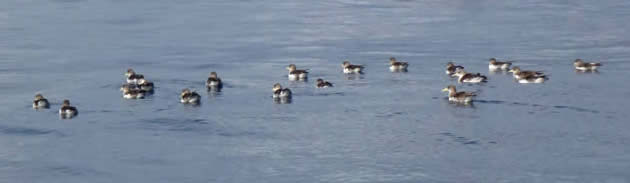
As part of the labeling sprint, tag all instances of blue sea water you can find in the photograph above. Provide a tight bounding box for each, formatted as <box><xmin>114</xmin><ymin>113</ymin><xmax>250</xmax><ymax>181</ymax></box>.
<box><xmin>1</xmin><ymin>0</ymin><xmax>630</xmax><ymax>182</ymax></box>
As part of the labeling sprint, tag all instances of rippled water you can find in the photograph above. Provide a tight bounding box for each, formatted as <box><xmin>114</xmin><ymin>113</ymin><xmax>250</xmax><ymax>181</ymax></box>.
<box><xmin>2</xmin><ymin>0</ymin><xmax>630</xmax><ymax>182</ymax></box>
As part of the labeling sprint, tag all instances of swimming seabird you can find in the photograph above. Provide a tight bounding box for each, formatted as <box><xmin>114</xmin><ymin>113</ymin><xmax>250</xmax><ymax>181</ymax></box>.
<box><xmin>206</xmin><ymin>72</ymin><xmax>223</xmax><ymax>89</ymax></box>
<box><xmin>316</xmin><ymin>78</ymin><xmax>333</xmax><ymax>88</ymax></box>
<box><xmin>389</xmin><ymin>57</ymin><xmax>408</xmax><ymax>71</ymax></box>
<box><xmin>137</xmin><ymin>79</ymin><xmax>154</xmax><ymax>92</ymax></box>
<box><xmin>32</xmin><ymin>93</ymin><xmax>50</xmax><ymax>109</ymax></box>
<box><xmin>342</xmin><ymin>61</ymin><xmax>364</xmax><ymax>74</ymax></box>
<box><xmin>574</xmin><ymin>59</ymin><xmax>601</xmax><ymax>71</ymax></box>
<box><xmin>445</xmin><ymin>62</ymin><xmax>464</xmax><ymax>76</ymax></box>
<box><xmin>488</xmin><ymin>58</ymin><xmax>512</xmax><ymax>71</ymax></box>
<box><xmin>441</xmin><ymin>85</ymin><xmax>476</xmax><ymax>103</ymax></box>
<box><xmin>272</xmin><ymin>83</ymin><xmax>292</xmax><ymax>98</ymax></box>
<box><xmin>286</xmin><ymin>64</ymin><xmax>308</xmax><ymax>80</ymax></box>
<box><xmin>508</xmin><ymin>66</ymin><xmax>545</xmax><ymax>79</ymax></box>
<box><xmin>59</xmin><ymin>99</ymin><xmax>78</xmax><ymax>119</ymax></box>
<box><xmin>121</xmin><ymin>87</ymin><xmax>145</xmax><ymax>99</ymax></box>
<box><xmin>454</xmin><ymin>70</ymin><xmax>488</xmax><ymax>83</ymax></box>
<box><xmin>125</xmin><ymin>68</ymin><xmax>145</xmax><ymax>84</ymax></box>
<box><xmin>180</xmin><ymin>88</ymin><xmax>201</xmax><ymax>104</ymax></box>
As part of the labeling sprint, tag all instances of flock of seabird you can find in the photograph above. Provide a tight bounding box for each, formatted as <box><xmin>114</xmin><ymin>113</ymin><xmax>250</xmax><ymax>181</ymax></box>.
<box><xmin>31</xmin><ymin>58</ymin><xmax>602</xmax><ymax>119</ymax></box>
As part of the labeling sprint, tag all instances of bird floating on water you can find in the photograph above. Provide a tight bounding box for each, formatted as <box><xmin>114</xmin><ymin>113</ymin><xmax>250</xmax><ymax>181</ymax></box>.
<box><xmin>508</xmin><ymin>66</ymin><xmax>547</xmax><ymax>83</ymax></box>
<box><xmin>59</xmin><ymin>99</ymin><xmax>78</xmax><ymax>119</ymax></box>
<box><xmin>508</xmin><ymin>66</ymin><xmax>545</xmax><ymax>79</ymax></box>
<box><xmin>574</xmin><ymin>59</ymin><xmax>601</xmax><ymax>71</ymax></box>
<box><xmin>442</xmin><ymin>85</ymin><xmax>476</xmax><ymax>103</ymax></box>
<box><xmin>445</xmin><ymin>62</ymin><xmax>464</xmax><ymax>76</ymax></box>
<box><xmin>180</xmin><ymin>88</ymin><xmax>201</xmax><ymax>104</ymax></box>
<box><xmin>33</xmin><ymin>93</ymin><xmax>50</xmax><ymax>109</ymax></box>
<box><xmin>342</xmin><ymin>60</ymin><xmax>364</xmax><ymax>74</ymax></box>
<box><xmin>316</xmin><ymin>78</ymin><xmax>333</xmax><ymax>88</ymax></box>
<box><xmin>389</xmin><ymin>57</ymin><xmax>408</xmax><ymax>72</ymax></box>
<box><xmin>488</xmin><ymin>58</ymin><xmax>512</xmax><ymax>71</ymax></box>
<box><xmin>137</xmin><ymin>79</ymin><xmax>154</xmax><ymax>92</ymax></box>
<box><xmin>454</xmin><ymin>70</ymin><xmax>488</xmax><ymax>83</ymax></box>
<box><xmin>286</xmin><ymin>64</ymin><xmax>308</xmax><ymax>80</ymax></box>
<box><xmin>125</xmin><ymin>68</ymin><xmax>145</xmax><ymax>84</ymax></box>
<box><xmin>206</xmin><ymin>72</ymin><xmax>223</xmax><ymax>90</ymax></box>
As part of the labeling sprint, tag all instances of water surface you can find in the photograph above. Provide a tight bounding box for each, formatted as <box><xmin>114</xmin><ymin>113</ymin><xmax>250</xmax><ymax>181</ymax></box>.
<box><xmin>2</xmin><ymin>0</ymin><xmax>630</xmax><ymax>182</ymax></box>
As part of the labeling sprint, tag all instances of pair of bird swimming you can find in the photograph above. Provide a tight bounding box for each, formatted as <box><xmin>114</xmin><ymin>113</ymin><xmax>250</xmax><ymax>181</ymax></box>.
<box><xmin>442</xmin><ymin>58</ymin><xmax>602</xmax><ymax>103</ymax></box>
<box><xmin>179</xmin><ymin>72</ymin><xmax>223</xmax><ymax>104</ymax></box>
<box><xmin>344</xmin><ymin>57</ymin><xmax>408</xmax><ymax>73</ymax></box>
<box><xmin>488</xmin><ymin>58</ymin><xmax>549</xmax><ymax>83</ymax></box>
<box><xmin>284</xmin><ymin>60</ymin><xmax>365</xmax><ymax>80</ymax></box>
<box><xmin>32</xmin><ymin>94</ymin><xmax>78</xmax><ymax>119</ymax></box>
<box><xmin>445</xmin><ymin>62</ymin><xmax>488</xmax><ymax>83</ymax></box>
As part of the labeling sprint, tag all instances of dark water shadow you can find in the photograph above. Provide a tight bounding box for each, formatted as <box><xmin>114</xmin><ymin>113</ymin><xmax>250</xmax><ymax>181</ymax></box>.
<box><xmin>375</xmin><ymin>111</ymin><xmax>407</xmax><ymax>118</ymax></box>
<box><xmin>45</xmin><ymin>165</ymin><xmax>105</xmax><ymax>176</ymax></box>
<box><xmin>307</xmin><ymin>92</ymin><xmax>345</xmax><ymax>97</ymax></box>
<box><xmin>207</xmin><ymin>88</ymin><xmax>222</xmax><ymax>97</ymax></box>
<box><xmin>181</xmin><ymin>102</ymin><xmax>202</xmax><ymax>107</ymax></box>
<box><xmin>0</xmin><ymin>125</ymin><xmax>65</xmax><ymax>137</ymax></box>
<box><xmin>136</xmin><ymin>118</ymin><xmax>264</xmax><ymax>138</ymax></box>
<box><xmin>193</xmin><ymin>63</ymin><xmax>223</xmax><ymax>70</ymax></box>
<box><xmin>553</xmin><ymin>105</ymin><xmax>599</xmax><ymax>114</ymax></box>
<box><xmin>273</xmin><ymin>98</ymin><xmax>292</xmax><ymax>104</ymax></box>
<box><xmin>437</xmin><ymin>132</ymin><xmax>482</xmax><ymax>145</ymax></box>
<box><xmin>343</xmin><ymin>74</ymin><xmax>364</xmax><ymax>80</ymax></box>
<box><xmin>474</xmin><ymin>100</ymin><xmax>600</xmax><ymax>114</ymax></box>
<box><xmin>138</xmin><ymin>118</ymin><xmax>208</xmax><ymax>132</ymax></box>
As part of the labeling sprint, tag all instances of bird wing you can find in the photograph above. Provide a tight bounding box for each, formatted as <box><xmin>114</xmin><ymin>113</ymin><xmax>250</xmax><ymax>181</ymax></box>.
<box><xmin>454</xmin><ymin>91</ymin><xmax>476</xmax><ymax>98</ymax></box>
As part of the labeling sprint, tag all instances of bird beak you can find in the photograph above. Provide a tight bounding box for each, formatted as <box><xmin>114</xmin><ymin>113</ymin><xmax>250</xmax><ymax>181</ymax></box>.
<box><xmin>441</xmin><ymin>88</ymin><xmax>448</xmax><ymax>92</ymax></box>
<box><xmin>508</xmin><ymin>69</ymin><xmax>514</xmax><ymax>73</ymax></box>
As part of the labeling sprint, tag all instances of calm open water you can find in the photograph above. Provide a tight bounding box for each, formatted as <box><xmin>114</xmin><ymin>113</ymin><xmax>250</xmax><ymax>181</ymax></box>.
<box><xmin>2</xmin><ymin>0</ymin><xmax>630</xmax><ymax>182</ymax></box>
